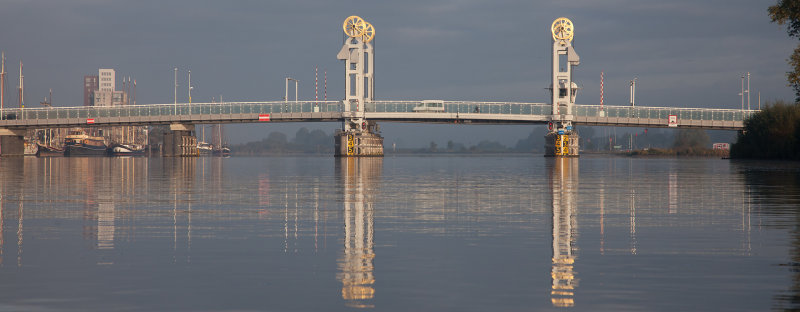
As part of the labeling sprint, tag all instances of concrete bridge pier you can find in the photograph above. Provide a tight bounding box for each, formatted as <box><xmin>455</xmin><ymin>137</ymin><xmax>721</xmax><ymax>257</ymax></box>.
<box><xmin>163</xmin><ymin>124</ymin><xmax>199</xmax><ymax>157</ymax></box>
<box><xmin>544</xmin><ymin>123</ymin><xmax>580</xmax><ymax>157</ymax></box>
<box><xmin>0</xmin><ymin>129</ymin><xmax>26</xmax><ymax>157</ymax></box>
<box><xmin>335</xmin><ymin>120</ymin><xmax>383</xmax><ymax>157</ymax></box>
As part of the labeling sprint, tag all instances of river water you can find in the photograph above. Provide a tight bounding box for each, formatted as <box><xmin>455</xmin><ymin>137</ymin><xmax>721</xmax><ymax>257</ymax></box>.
<box><xmin>0</xmin><ymin>155</ymin><xmax>797</xmax><ymax>311</ymax></box>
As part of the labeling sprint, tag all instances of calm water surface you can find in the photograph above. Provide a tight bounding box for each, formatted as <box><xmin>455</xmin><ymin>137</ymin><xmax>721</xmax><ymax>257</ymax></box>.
<box><xmin>0</xmin><ymin>155</ymin><xmax>798</xmax><ymax>311</ymax></box>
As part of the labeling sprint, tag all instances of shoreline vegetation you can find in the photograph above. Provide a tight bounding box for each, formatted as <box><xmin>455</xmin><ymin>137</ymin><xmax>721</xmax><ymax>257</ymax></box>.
<box><xmin>626</xmin><ymin>148</ymin><xmax>729</xmax><ymax>158</ymax></box>
<box><xmin>731</xmin><ymin>100</ymin><xmax>800</xmax><ymax>160</ymax></box>
<box><xmin>230</xmin><ymin>127</ymin><xmax>731</xmax><ymax>157</ymax></box>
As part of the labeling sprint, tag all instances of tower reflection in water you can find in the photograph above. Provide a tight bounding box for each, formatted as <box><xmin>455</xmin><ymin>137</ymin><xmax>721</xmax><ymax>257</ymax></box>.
<box><xmin>336</xmin><ymin>157</ymin><xmax>381</xmax><ymax>309</ymax></box>
<box><xmin>549</xmin><ymin>158</ymin><xmax>579</xmax><ymax>308</ymax></box>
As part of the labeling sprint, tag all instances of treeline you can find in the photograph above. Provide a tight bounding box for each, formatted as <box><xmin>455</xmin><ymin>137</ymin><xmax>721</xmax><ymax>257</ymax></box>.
<box><xmin>628</xmin><ymin>129</ymin><xmax>728</xmax><ymax>157</ymax></box>
<box><xmin>232</xmin><ymin>128</ymin><xmax>334</xmax><ymax>155</ymax></box>
<box><xmin>395</xmin><ymin>126</ymin><xmax>549</xmax><ymax>154</ymax></box>
<box><xmin>396</xmin><ymin>140</ymin><xmax>520</xmax><ymax>154</ymax></box>
<box><xmin>230</xmin><ymin>125</ymin><xmax>732</xmax><ymax>156</ymax></box>
<box><xmin>731</xmin><ymin>100</ymin><xmax>800</xmax><ymax>160</ymax></box>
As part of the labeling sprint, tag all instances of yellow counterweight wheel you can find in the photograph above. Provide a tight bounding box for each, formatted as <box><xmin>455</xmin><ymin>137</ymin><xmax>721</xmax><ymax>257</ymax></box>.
<box><xmin>343</xmin><ymin>16</ymin><xmax>365</xmax><ymax>38</ymax></box>
<box><xmin>551</xmin><ymin>17</ymin><xmax>574</xmax><ymax>42</ymax></box>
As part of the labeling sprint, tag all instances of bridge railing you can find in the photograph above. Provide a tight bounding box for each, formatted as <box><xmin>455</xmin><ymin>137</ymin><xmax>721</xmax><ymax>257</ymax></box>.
<box><xmin>369</xmin><ymin>101</ymin><xmax>553</xmax><ymax>115</ymax></box>
<box><xmin>0</xmin><ymin>100</ymin><xmax>759</xmax><ymax>124</ymax></box>
<box><xmin>576</xmin><ymin>105</ymin><xmax>758</xmax><ymax>122</ymax></box>
<box><xmin>369</xmin><ymin>101</ymin><xmax>758</xmax><ymax>122</ymax></box>
<box><xmin>0</xmin><ymin>101</ymin><xmax>342</xmax><ymax>121</ymax></box>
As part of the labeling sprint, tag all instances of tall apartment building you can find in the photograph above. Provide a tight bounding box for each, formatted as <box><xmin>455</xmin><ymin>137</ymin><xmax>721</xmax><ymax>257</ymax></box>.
<box><xmin>98</xmin><ymin>68</ymin><xmax>115</xmax><ymax>92</ymax></box>
<box><xmin>90</xmin><ymin>68</ymin><xmax>126</xmax><ymax>107</ymax></box>
<box><xmin>83</xmin><ymin>75</ymin><xmax>98</xmax><ymax>106</ymax></box>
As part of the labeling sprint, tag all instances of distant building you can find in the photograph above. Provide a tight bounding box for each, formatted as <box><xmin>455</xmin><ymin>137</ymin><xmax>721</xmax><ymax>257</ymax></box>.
<box><xmin>92</xmin><ymin>90</ymin><xmax>127</xmax><ymax>107</ymax></box>
<box><xmin>90</xmin><ymin>68</ymin><xmax>126</xmax><ymax>106</ymax></box>
<box><xmin>98</xmin><ymin>68</ymin><xmax>115</xmax><ymax>92</ymax></box>
<box><xmin>83</xmin><ymin>75</ymin><xmax>98</xmax><ymax>106</ymax></box>
<box><xmin>712</xmin><ymin>143</ymin><xmax>730</xmax><ymax>150</ymax></box>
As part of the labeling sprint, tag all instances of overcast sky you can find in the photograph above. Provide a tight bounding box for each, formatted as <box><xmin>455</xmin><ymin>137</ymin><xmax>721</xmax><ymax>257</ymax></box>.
<box><xmin>0</xmin><ymin>0</ymin><xmax>794</xmax><ymax>146</ymax></box>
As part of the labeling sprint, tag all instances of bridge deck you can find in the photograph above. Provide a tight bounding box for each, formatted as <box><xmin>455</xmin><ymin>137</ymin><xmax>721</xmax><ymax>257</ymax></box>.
<box><xmin>0</xmin><ymin>101</ymin><xmax>756</xmax><ymax>130</ymax></box>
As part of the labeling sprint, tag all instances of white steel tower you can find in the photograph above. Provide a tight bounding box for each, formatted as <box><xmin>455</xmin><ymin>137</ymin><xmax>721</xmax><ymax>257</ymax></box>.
<box><xmin>335</xmin><ymin>16</ymin><xmax>383</xmax><ymax>157</ymax></box>
<box><xmin>546</xmin><ymin>17</ymin><xmax>581</xmax><ymax>157</ymax></box>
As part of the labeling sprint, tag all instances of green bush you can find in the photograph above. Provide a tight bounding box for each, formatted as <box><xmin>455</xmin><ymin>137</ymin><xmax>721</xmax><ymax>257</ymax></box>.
<box><xmin>731</xmin><ymin>100</ymin><xmax>800</xmax><ymax>160</ymax></box>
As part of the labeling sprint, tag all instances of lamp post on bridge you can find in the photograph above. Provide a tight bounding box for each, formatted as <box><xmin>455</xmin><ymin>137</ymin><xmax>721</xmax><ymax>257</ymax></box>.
<box><xmin>188</xmin><ymin>70</ymin><xmax>193</xmax><ymax>104</ymax></box>
<box><xmin>740</xmin><ymin>75</ymin><xmax>744</xmax><ymax>111</ymax></box>
<box><xmin>285</xmin><ymin>77</ymin><xmax>298</xmax><ymax>101</ymax></box>
<box><xmin>747</xmin><ymin>72</ymin><xmax>751</xmax><ymax>111</ymax></box>
<box><xmin>174</xmin><ymin>67</ymin><xmax>178</xmax><ymax>114</ymax></box>
<box><xmin>285</xmin><ymin>77</ymin><xmax>298</xmax><ymax>113</ymax></box>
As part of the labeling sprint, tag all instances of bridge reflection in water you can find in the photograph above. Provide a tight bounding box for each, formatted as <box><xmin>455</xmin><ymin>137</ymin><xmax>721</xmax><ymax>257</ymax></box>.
<box><xmin>549</xmin><ymin>158</ymin><xmax>579</xmax><ymax>308</ymax></box>
<box><xmin>336</xmin><ymin>157</ymin><xmax>381</xmax><ymax>309</ymax></box>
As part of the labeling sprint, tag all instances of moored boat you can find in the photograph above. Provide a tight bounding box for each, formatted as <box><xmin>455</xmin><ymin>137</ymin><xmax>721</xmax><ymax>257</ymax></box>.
<box><xmin>36</xmin><ymin>143</ymin><xmax>64</xmax><ymax>157</ymax></box>
<box><xmin>23</xmin><ymin>141</ymin><xmax>38</xmax><ymax>156</ymax></box>
<box><xmin>198</xmin><ymin>141</ymin><xmax>213</xmax><ymax>155</ymax></box>
<box><xmin>64</xmin><ymin>129</ymin><xmax>107</xmax><ymax>156</ymax></box>
<box><xmin>212</xmin><ymin>146</ymin><xmax>231</xmax><ymax>157</ymax></box>
<box><xmin>109</xmin><ymin>143</ymin><xmax>145</xmax><ymax>156</ymax></box>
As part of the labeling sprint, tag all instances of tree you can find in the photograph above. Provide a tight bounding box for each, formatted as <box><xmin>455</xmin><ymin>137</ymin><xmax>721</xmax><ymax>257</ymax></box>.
<box><xmin>672</xmin><ymin>129</ymin><xmax>710</xmax><ymax>155</ymax></box>
<box><xmin>264</xmin><ymin>132</ymin><xmax>289</xmax><ymax>153</ymax></box>
<box><xmin>513</xmin><ymin>126</ymin><xmax>546</xmax><ymax>152</ymax></box>
<box><xmin>731</xmin><ymin>100</ymin><xmax>800</xmax><ymax>159</ymax></box>
<box><xmin>770</xmin><ymin>0</ymin><xmax>800</xmax><ymax>101</ymax></box>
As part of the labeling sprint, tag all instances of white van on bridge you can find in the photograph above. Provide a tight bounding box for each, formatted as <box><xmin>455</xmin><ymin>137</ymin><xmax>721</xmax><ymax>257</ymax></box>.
<box><xmin>412</xmin><ymin>100</ymin><xmax>445</xmax><ymax>112</ymax></box>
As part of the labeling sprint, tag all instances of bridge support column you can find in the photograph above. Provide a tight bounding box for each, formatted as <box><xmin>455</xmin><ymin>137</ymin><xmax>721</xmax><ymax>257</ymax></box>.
<box><xmin>546</xmin><ymin>18</ymin><xmax>580</xmax><ymax>158</ymax></box>
<box><xmin>335</xmin><ymin>121</ymin><xmax>383</xmax><ymax>157</ymax></box>
<box><xmin>0</xmin><ymin>129</ymin><xmax>26</xmax><ymax>157</ymax></box>
<box><xmin>335</xmin><ymin>16</ymin><xmax>382</xmax><ymax>157</ymax></box>
<box><xmin>163</xmin><ymin>124</ymin><xmax>198</xmax><ymax>157</ymax></box>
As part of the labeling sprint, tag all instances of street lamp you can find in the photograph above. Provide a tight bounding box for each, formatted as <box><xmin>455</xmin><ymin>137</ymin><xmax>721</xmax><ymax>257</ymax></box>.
<box><xmin>188</xmin><ymin>70</ymin><xmax>193</xmax><ymax>104</ymax></box>
<box><xmin>740</xmin><ymin>75</ymin><xmax>744</xmax><ymax>111</ymax></box>
<box><xmin>174</xmin><ymin>67</ymin><xmax>178</xmax><ymax>114</ymax></box>
<box><xmin>746</xmin><ymin>72</ymin><xmax>751</xmax><ymax>111</ymax></box>
<box><xmin>285</xmin><ymin>77</ymin><xmax>299</xmax><ymax>102</ymax></box>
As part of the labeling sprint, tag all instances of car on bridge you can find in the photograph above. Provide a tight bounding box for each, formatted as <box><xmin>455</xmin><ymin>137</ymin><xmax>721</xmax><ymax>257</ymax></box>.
<box><xmin>413</xmin><ymin>100</ymin><xmax>445</xmax><ymax>112</ymax></box>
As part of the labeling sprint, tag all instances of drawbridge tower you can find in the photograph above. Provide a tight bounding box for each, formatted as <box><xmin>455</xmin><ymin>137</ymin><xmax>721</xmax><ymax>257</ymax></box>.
<box><xmin>545</xmin><ymin>17</ymin><xmax>581</xmax><ymax>157</ymax></box>
<box><xmin>335</xmin><ymin>16</ymin><xmax>383</xmax><ymax>157</ymax></box>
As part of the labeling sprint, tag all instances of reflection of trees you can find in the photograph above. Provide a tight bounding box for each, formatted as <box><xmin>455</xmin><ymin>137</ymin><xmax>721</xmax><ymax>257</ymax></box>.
<box><xmin>741</xmin><ymin>166</ymin><xmax>800</xmax><ymax>310</ymax></box>
<box><xmin>548</xmin><ymin>158</ymin><xmax>579</xmax><ymax>308</ymax></box>
<box><xmin>336</xmin><ymin>157</ymin><xmax>382</xmax><ymax>309</ymax></box>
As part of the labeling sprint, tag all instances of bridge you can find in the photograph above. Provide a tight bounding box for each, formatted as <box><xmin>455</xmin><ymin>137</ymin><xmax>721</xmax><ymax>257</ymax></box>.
<box><xmin>0</xmin><ymin>100</ymin><xmax>753</xmax><ymax>129</ymax></box>
<box><xmin>0</xmin><ymin>16</ymin><xmax>758</xmax><ymax>157</ymax></box>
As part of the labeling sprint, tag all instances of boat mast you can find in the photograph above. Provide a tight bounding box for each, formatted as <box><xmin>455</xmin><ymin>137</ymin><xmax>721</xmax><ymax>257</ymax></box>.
<box><xmin>1</xmin><ymin>52</ymin><xmax>5</xmax><ymax>111</ymax></box>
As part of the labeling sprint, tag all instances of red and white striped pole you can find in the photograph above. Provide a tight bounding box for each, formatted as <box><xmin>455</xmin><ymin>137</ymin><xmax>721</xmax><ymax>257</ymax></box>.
<box><xmin>315</xmin><ymin>67</ymin><xmax>318</xmax><ymax>102</ymax></box>
<box><xmin>600</xmin><ymin>71</ymin><xmax>604</xmax><ymax>111</ymax></box>
<box><xmin>324</xmin><ymin>70</ymin><xmax>327</xmax><ymax>101</ymax></box>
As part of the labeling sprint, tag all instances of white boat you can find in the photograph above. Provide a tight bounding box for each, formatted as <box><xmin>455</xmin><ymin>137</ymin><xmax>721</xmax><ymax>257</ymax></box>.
<box><xmin>24</xmin><ymin>141</ymin><xmax>38</xmax><ymax>156</ymax></box>
<box><xmin>198</xmin><ymin>141</ymin><xmax>213</xmax><ymax>155</ymax></box>
<box><xmin>110</xmin><ymin>143</ymin><xmax>144</xmax><ymax>156</ymax></box>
